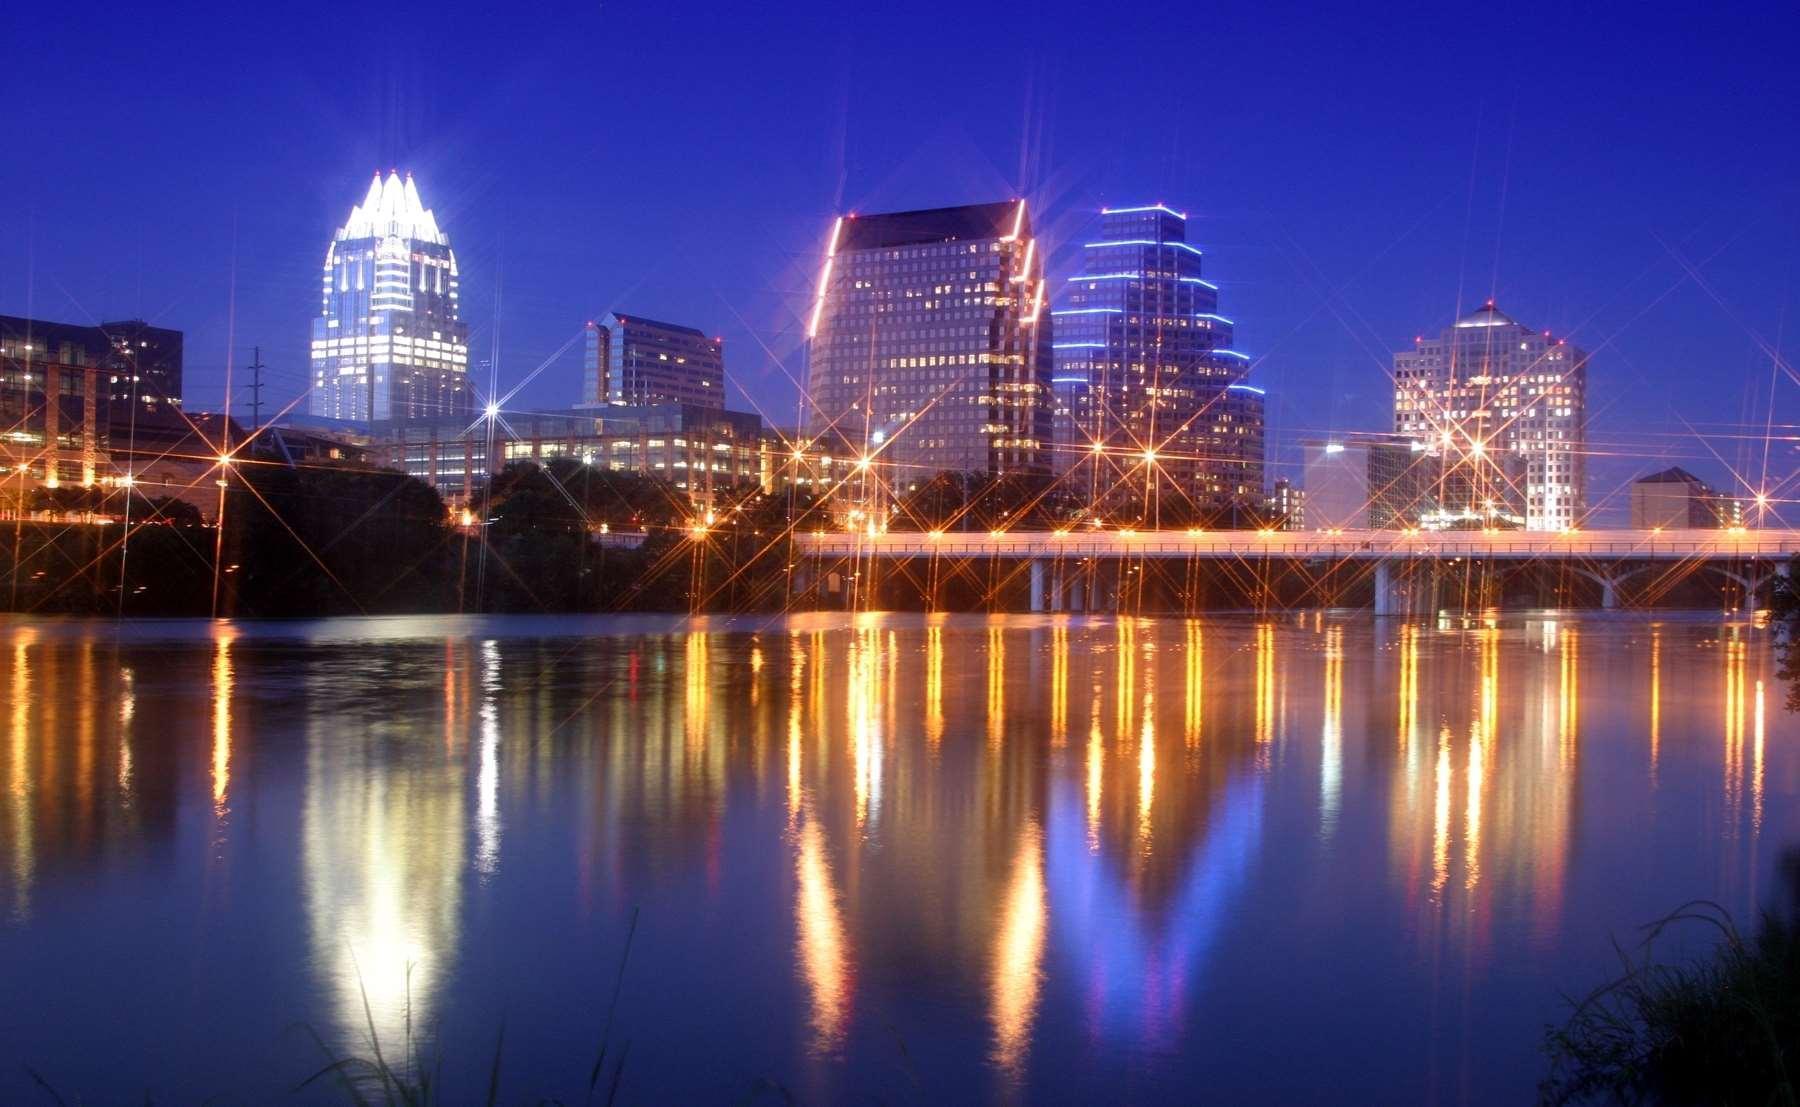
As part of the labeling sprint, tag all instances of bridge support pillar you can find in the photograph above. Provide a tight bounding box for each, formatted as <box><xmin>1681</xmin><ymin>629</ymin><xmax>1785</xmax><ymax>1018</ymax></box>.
<box><xmin>1070</xmin><ymin>563</ymin><xmax>1085</xmax><ymax>613</ymax></box>
<box><xmin>1088</xmin><ymin>562</ymin><xmax>1104</xmax><ymax>613</ymax></box>
<box><xmin>1029</xmin><ymin>559</ymin><xmax>1046</xmax><ymax>613</ymax></box>
<box><xmin>1601</xmin><ymin>577</ymin><xmax>1619</xmax><ymax>610</ymax></box>
<box><xmin>1373</xmin><ymin>560</ymin><xmax>1394</xmax><ymax>617</ymax></box>
<box><xmin>794</xmin><ymin>558</ymin><xmax>811</xmax><ymax>607</ymax></box>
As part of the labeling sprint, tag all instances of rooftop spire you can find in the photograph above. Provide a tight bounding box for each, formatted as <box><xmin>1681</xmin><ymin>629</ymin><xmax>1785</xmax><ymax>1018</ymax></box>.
<box><xmin>336</xmin><ymin>169</ymin><xmax>448</xmax><ymax>245</ymax></box>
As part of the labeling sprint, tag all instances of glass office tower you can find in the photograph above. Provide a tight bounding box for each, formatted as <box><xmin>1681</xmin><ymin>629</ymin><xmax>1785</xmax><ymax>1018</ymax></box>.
<box><xmin>804</xmin><ymin>201</ymin><xmax>1052</xmax><ymax>500</ymax></box>
<box><xmin>581</xmin><ymin>313</ymin><xmax>724</xmax><ymax>409</ymax></box>
<box><xmin>1052</xmin><ymin>204</ymin><xmax>1261</xmax><ymax>524</ymax></box>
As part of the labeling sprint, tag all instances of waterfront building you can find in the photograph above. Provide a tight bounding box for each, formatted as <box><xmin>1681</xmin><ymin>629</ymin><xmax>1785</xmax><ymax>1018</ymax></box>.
<box><xmin>1301</xmin><ymin>433</ymin><xmax>1437</xmax><ymax>530</ymax></box>
<box><xmin>581</xmin><ymin>314</ymin><xmax>724</xmax><ymax>409</ymax></box>
<box><xmin>1052</xmin><ymin>204</ymin><xmax>1261</xmax><ymax>524</ymax></box>
<box><xmin>104</xmin><ymin>412</ymin><xmax>366</xmax><ymax>522</ymax></box>
<box><xmin>1393</xmin><ymin>302</ymin><xmax>1586</xmax><ymax>530</ymax></box>
<box><xmin>0</xmin><ymin>314</ymin><xmax>182</xmax><ymax>412</ymax></box>
<box><xmin>1630</xmin><ymin>467</ymin><xmax>1745</xmax><ymax>529</ymax></box>
<box><xmin>803</xmin><ymin>201</ymin><xmax>1052</xmax><ymax>509</ymax></box>
<box><xmin>0</xmin><ymin>346</ymin><xmax>109</xmax><ymax>507</ymax></box>
<box><xmin>380</xmin><ymin>403</ymin><xmax>765</xmax><ymax>506</ymax></box>
<box><xmin>310</xmin><ymin>171</ymin><xmax>471</xmax><ymax>424</ymax></box>
<box><xmin>1269</xmin><ymin>478</ymin><xmax>1304</xmax><ymax>530</ymax></box>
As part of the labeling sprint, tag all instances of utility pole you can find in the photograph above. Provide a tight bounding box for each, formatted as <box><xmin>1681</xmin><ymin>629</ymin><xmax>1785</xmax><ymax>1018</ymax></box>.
<box><xmin>246</xmin><ymin>345</ymin><xmax>265</xmax><ymax>431</ymax></box>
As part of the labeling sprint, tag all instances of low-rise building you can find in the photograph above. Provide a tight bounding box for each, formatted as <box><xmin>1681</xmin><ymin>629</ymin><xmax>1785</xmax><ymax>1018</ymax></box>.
<box><xmin>1301</xmin><ymin>433</ymin><xmax>1437</xmax><ymax>530</ymax></box>
<box><xmin>1630</xmin><ymin>467</ymin><xmax>1744</xmax><ymax>529</ymax></box>
<box><xmin>0</xmin><ymin>353</ymin><xmax>110</xmax><ymax>512</ymax></box>
<box><xmin>378</xmin><ymin>404</ymin><xmax>766</xmax><ymax>507</ymax></box>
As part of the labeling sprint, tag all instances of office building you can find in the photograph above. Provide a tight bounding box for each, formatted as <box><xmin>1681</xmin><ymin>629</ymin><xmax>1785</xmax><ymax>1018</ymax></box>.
<box><xmin>0</xmin><ymin>343</ymin><xmax>110</xmax><ymax>506</ymax></box>
<box><xmin>1630</xmin><ymin>467</ymin><xmax>1744</xmax><ymax>529</ymax></box>
<box><xmin>0</xmin><ymin>314</ymin><xmax>182</xmax><ymax>412</ymax></box>
<box><xmin>1393</xmin><ymin>301</ymin><xmax>1586</xmax><ymax>530</ymax></box>
<box><xmin>381</xmin><ymin>404</ymin><xmax>765</xmax><ymax>507</ymax></box>
<box><xmin>581</xmin><ymin>313</ymin><xmax>724</xmax><ymax>409</ymax></box>
<box><xmin>1301</xmin><ymin>433</ymin><xmax>1436</xmax><ymax>530</ymax></box>
<box><xmin>1052</xmin><ymin>204</ymin><xmax>1261</xmax><ymax>523</ymax></box>
<box><xmin>310</xmin><ymin>171</ymin><xmax>471</xmax><ymax>424</ymax></box>
<box><xmin>803</xmin><ymin>200</ymin><xmax>1052</xmax><ymax>502</ymax></box>
<box><xmin>1269</xmin><ymin>478</ymin><xmax>1304</xmax><ymax>530</ymax></box>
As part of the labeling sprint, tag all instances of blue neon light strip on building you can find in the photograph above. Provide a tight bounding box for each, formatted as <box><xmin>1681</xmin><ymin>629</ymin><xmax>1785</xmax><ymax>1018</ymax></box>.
<box><xmin>1050</xmin><ymin>308</ymin><xmax>1123</xmax><ymax>316</ymax></box>
<box><xmin>1100</xmin><ymin>204</ymin><xmax>1189</xmax><ymax>220</ymax></box>
<box><xmin>1051</xmin><ymin>377</ymin><xmax>1089</xmax><ymax>384</ymax></box>
<box><xmin>1084</xmin><ymin>239</ymin><xmax>1203</xmax><ymax>257</ymax></box>
<box><xmin>1212</xmin><ymin>350</ymin><xmax>1251</xmax><ymax>360</ymax></box>
<box><xmin>1227</xmin><ymin>383</ymin><xmax>1264</xmax><ymax>394</ymax></box>
<box><xmin>1179</xmin><ymin>277</ymin><xmax>1220</xmax><ymax>290</ymax></box>
<box><xmin>1053</xmin><ymin>342</ymin><xmax>1108</xmax><ymax>349</ymax></box>
<box><xmin>1195</xmin><ymin>313</ymin><xmax>1235</xmax><ymax>325</ymax></box>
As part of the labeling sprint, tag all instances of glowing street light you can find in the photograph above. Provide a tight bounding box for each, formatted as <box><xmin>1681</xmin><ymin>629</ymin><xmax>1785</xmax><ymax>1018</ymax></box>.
<box><xmin>1141</xmin><ymin>449</ymin><xmax>1157</xmax><ymax>464</ymax></box>
<box><xmin>485</xmin><ymin>401</ymin><xmax>500</xmax><ymax>419</ymax></box>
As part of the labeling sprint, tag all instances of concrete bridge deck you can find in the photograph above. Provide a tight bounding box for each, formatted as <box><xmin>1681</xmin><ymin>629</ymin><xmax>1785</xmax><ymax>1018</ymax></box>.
<box><xmin>795</xmin><ymin>529</ymin><xmax>1800</xmax><ymax>613</ymax></box>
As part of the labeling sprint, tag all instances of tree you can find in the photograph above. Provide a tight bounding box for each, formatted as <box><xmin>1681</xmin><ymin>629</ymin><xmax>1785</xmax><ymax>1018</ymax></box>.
<box><xmin>218</xmin><ymin>461</ymin><xmax>457</xmax><ymax>616</ymax></box>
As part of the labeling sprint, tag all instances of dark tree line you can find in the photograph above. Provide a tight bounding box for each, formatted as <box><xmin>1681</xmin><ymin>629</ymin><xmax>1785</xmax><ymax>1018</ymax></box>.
<box><xmin>1</xmin><ymin>457</ymin><xmax>825</xmax><ymax>616</ymax></box>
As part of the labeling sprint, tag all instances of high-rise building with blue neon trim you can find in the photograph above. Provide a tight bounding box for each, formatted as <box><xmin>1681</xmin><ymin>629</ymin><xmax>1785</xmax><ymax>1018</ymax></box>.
<box><xmin>1051</xmin><ymin>204</ymin><xmax>1263</xmax><ymax>523</ymax></box>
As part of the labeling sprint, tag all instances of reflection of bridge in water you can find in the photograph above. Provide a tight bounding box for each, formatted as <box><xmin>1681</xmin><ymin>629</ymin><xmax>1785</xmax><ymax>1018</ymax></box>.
<box><xmin>797</xmin><ymin>529</ymin><xmax>1800</xmax><ymax>613</ymax></box>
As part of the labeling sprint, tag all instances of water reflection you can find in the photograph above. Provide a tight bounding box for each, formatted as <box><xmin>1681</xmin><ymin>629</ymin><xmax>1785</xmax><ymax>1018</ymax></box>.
<box><xmin>302</xmin><ymin>639</ymin><xmax>467</xmax><ymax>1053</ymax></box>
<box><xmin>7</xmin><ymin>628</ymin><xmax>35</xmax><ymax>921</ymax></box>
<box><xmin>990</xmin><ymin>821</ymin><xmax>1045</xmax><ymax>1071</ymax></box>
<box><xmin>1</xmin><ymin>614</ymin><xmax>1797</xmax><ymax>1105</ymax></box>
<box><xmin>211</xmin><ymin>628</ymin><xmax>234</xmax><ymax>813</ymax></box>
<box><xmin>794</xmin><ymin>815</ymin><xmax>850</xmax><ymax>1052</ymax></box>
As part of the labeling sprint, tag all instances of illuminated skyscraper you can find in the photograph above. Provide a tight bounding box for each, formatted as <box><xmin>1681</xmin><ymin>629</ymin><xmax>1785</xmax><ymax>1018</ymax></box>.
<box><xmin>580</xmin><ymin>313</ymin><xmax>723</xmax><ymax>409</ymax></box>
<box><xmin>1393</xmin><ymin>302</ymin><xmax>1587</xmax><ymax>530</ymax></box>
<box><xmin>1052</xmin><ymin>204</ymin><xmax>1260</xmax><ymax>523</ymax></box>
<box><xmin>803</xmin><ymin>201</ymin><xmax>1052</xmax><ymax>499</ymax></box>
<box><xmin>310</xmin><ymin>172</ymin><xmax>470</xmax><ymax>424</ymax></box>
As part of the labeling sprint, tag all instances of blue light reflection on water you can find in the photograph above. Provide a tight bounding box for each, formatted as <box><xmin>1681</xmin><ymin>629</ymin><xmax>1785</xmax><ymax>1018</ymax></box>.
<box><xmin>0</xmin><ymin>611</ymin><xmax>1790</xmax><ymax>1104</ymax></box>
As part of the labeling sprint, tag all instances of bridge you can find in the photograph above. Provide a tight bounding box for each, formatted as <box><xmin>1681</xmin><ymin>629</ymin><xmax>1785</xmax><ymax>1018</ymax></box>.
<box><xmin>794</xmin><ymin>529</ymin><xmax>1800</xmax><ymax>614</ymax></box>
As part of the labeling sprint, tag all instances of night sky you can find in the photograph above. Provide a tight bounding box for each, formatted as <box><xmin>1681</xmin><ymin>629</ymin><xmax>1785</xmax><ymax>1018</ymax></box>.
<box><xmin>5</xmin><ymin>0</ymin><xmax>1796</xmax><ymax>522</ymax></box>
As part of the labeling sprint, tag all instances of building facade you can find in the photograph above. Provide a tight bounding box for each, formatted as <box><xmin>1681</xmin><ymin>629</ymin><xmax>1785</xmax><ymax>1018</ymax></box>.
<box><xmin>1630</xmin><ymin>467</ymin><xmax>1744</xmax><ymax>529</ymax></box>
<box><xmin>1393</xmin><ymin>302</ymin><xmax>1586</xmax><ymax>530</ymax></box>
<box><xmin>0</xmin><ymin>347</ymin><xmax>110</xmax><ymax>507</ymax></box>
<box><xmin>1269</xmin><ymin>478</ymin><xmax>1304</xmax><ymax>530</ymax></box>
<box><xmin>581</xmin><ymin>314</ymin><xmax>724</xmax><ymax>409</ymax></box>
<box><xmin>0</xmin><ymin>315</ymin><xmax>182</xmax><ymax>413</ymax></box>
<box><xmin>1051</xmin><ymin>204</ymin><xmax>1261</xmax><ymax>523</ymax></box>
<box><xmin>380</xmin><ymin>404</ymin><xmax>766</xmax><ymax>507</ymax></box>
<box><xmin>804</xmin><ymin>201</ymin><xmax>1052</xmax><ymax>503</ymax></box>
<box><xmin>310</xmin><ymin>172</ymin><xmax>471</xmax><ymax>424</ymax></box>
<box><xmin>1301</xmin><ymin>434</ymin><xmax>1437</xmax><ymax>531</ymax></box>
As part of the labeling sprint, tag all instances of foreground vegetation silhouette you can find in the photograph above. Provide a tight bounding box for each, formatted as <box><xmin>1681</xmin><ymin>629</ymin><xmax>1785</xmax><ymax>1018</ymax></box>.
<box><xmin>1546</xmin><ymin>579</ymin><xmax>1800</xmax><ymax>1105</ymax></box>
<box><xmin>1541</xmin><ymin>850</ymin><xmax>1800</xmax><ymax>1106</ymax></box>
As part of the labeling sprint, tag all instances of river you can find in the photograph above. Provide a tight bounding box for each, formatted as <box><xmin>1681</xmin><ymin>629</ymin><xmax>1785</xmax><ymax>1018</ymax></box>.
<box><xmin>0</xmin><ymin>612</ymin><xmax>1791</xmax><ymax>1103</ymax></box>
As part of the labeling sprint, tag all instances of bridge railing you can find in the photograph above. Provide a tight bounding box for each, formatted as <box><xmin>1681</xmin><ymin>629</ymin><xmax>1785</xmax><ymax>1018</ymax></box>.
<box><xmin>795</xmin><ymin>529</ymin><xmax>1800</xmax><ymax>561</ymax></box>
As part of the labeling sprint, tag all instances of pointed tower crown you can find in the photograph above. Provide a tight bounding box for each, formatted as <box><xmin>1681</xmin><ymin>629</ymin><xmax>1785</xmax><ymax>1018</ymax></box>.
<box><xmin>336</xmin><ymin>170</ymin><xmax>446</xmax><ymax>245</ymax></box>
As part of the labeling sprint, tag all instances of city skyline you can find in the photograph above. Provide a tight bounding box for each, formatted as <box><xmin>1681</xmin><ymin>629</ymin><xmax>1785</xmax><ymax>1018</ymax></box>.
<box><xmin>1</xmin><ymin>2</ymin><xmax>1795</xmax><ymax>525</ymax></box>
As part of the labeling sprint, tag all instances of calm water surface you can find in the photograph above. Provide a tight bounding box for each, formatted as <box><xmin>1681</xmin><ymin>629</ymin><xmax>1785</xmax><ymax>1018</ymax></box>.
<box><xmin>0</xmin><ymin>612</ymin><xmax>1794</xmax><ymax>1103</ymax></box>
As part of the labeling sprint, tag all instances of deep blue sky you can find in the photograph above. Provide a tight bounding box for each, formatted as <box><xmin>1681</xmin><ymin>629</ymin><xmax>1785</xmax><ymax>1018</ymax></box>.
<box><xmin>4</xmin><ymin>0</ymin><xmax>1797</xmax><ymax>521</ymax></box>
